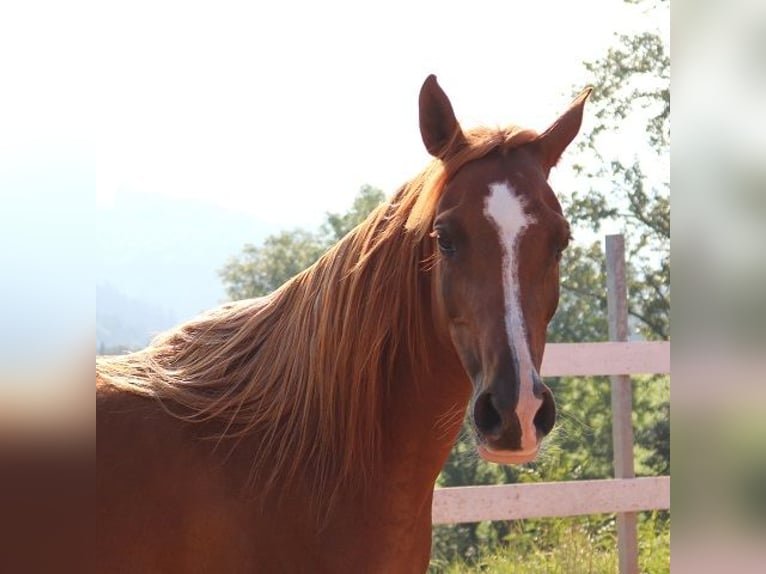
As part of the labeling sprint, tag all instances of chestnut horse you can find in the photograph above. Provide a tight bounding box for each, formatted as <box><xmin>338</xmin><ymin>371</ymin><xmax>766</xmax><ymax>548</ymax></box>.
<box><xmin>97</xmin><ymin>75</ymin><xmax>590</xmax><ymax>573</ymax></box>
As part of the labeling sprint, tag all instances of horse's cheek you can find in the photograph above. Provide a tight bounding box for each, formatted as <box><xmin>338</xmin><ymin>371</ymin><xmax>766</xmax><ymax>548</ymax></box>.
<box><xmin>437</xmin><ymin>267</ymin><xmax>462</xmax><ymax>322</ymax></box>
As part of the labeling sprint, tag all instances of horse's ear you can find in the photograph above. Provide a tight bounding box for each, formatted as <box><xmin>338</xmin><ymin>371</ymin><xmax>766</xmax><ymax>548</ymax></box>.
<box><xmin>419</xmin><ymin>75</ymin><xmax>466</xmax><ymax>159</ymax></box>
<box><xmin>534</xmin><ymin>87</ymin><xmax>593</xmax><ymax>171</ymax></box>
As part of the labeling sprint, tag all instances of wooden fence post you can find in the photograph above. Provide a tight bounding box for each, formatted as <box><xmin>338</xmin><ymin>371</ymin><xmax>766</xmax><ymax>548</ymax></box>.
<box><xmin>606</xmin><ymin>234</ymin><xmax>639</xmax><ymax>574</ymax></box>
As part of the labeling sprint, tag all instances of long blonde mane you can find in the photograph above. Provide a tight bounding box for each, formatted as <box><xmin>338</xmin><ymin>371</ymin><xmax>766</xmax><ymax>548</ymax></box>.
<box><xmin>97</xmin><ymin>125</ymin><xmax>539</xmax><ymax>504</ymax></box>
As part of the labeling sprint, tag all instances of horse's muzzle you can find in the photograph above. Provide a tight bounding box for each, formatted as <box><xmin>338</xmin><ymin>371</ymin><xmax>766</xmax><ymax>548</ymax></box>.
<box><xmin>471</xmin><ymin>381</ymin><xmax>556</xmax><ymax>463</ymax></box>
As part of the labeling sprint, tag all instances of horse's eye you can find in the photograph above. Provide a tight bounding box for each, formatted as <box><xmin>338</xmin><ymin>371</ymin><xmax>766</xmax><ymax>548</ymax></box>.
<box><xmin>433</xmin><ymin>230</ymin><xmax>456</xmax><ymax>255</ymax></box>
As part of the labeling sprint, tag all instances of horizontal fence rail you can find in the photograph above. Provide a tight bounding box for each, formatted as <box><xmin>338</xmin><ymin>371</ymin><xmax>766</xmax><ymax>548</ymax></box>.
<box><xmin>433</xmin><ymin>477</ymin><xmax>670</xmax><ymax>524</ymax></box>
<box><xmin>541</xmin><ymin>341</ymin><xmax>670</xmax><ymax>377</ymax></box>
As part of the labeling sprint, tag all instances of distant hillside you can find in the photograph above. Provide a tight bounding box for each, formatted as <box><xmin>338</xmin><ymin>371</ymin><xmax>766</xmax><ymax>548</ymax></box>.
<box><xmin>96</xmin><ymin>191</ymin><xmax>278</xmax><ymax>348</ymax></box>
<box><xmin>96</xmin><ymin>283</ymin><xmax>176</xmax><ymax>350</ymax></box>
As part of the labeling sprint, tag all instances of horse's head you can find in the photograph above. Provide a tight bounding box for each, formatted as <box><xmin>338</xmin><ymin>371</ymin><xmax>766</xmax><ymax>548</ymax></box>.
<box><xmin>420</xmin><ymin>75</ymin><xmax>590</xmax><ymax>464</ymax></box>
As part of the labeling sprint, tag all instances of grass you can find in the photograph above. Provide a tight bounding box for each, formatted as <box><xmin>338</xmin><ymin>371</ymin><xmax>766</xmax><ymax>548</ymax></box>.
<box><xmin>430</xmin><ymin>512</ymin><xmax>669</xmax><ymax>574</ymax></box>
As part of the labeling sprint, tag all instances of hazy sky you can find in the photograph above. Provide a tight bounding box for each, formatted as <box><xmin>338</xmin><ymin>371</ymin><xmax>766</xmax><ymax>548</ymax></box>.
<box><xmin>0</xmin><ymin>0</ymin><xmax>666</xmax><ymax>360</ymax></box>
<box><xmin>89</xmin><ymin>0</ymin><xmax>660</xmax><ymax>228</ymax></box>
<box><xmin>1</xmin><ymin>1</ymin><xmax>665</xmax><ymax>229</ymax></box>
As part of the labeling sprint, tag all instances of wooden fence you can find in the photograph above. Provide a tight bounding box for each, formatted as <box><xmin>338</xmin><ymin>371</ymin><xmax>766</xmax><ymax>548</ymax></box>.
<box><xmin>431</xmin><ymin>235</ymin><xmax>670</xmax><ymax>574</ymax></box>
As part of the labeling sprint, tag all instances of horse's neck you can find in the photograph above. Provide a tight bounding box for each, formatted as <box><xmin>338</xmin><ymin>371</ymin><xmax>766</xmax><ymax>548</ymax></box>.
<box><xmin>362</xmin><ymin>233</ymin><xmax>471</xmax><ymax>491</ymax></box>
<box><xmin>375</xmin><ymin>311</ymin><xmax>471</xmax><ymax>506</ymax></box>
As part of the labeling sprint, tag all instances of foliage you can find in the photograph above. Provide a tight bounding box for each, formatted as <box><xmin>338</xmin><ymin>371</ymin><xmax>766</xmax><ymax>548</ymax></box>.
<box><xmin>548</xmin><ymin>244</ymin><xmax>609</xmax><ymax>343</ymax></box>
<box><xmin>430</xmin><ymin>512</ymin><xmax>670</xmax><ymax>574</ymax></box>
<box><xmin>322</xmin><ymin>184</ymin><xmax>386</xmax><ymax>242</ymax></box>
<box><xmin>219</xmin><ymin>230</ymin><xmax>326</xmax><ymax>300</ymax></box>
<box><xmin>566</xmin><ymin>0</ymin><xmax>670</xmax><ymax>341</ymax></box>
<box><xmin>633</xmin><ymin>377</ymin><xmax>670</xmax><ymax>476</ymax></box>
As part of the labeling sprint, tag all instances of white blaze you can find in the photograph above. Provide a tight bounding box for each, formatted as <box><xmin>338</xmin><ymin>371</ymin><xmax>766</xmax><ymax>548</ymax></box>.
<box><xmin>484</xmin><ymin>181</ymin><xmax>542</xmax><ymax>452</ymax></box>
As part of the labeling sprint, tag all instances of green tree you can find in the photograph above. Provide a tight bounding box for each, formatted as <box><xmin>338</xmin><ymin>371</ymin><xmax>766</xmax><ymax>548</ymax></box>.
<box><xmin>566</xmin><ymin>0</ymin><xmax>670</xmax><ymax>341</ymax></box>
<box><xmin>322</xmin><ymin>184</ymin><xmax>386</xmax><ymax>243</ymax></box>
<box><xmin>549</xmin><ymin>244</ymin><xmax>609</xmax><ymax>343</ymax></box>
<box><xmin>219</xmin><ymin>230</ymin><xmax>326</xmax><ymax>300</ymax></box>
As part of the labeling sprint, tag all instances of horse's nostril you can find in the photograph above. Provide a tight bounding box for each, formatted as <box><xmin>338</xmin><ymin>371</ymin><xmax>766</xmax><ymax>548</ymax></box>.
<box><xmin>473</xmin><ymin>392</ymin><xmax>502</xmax><ymax>438</ymax></box>
<box><xmin>533</xmin><ymin>387</ymin><xmax>556</xmax><ymax>437</ymax></box>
